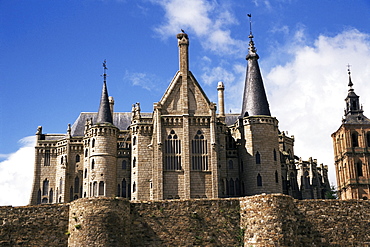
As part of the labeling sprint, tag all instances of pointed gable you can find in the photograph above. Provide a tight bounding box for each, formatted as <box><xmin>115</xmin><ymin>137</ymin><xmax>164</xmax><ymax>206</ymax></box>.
<box><xmin>158</xmin><ymin>33</ymin><xmax>212</xmax><ymax>116</ymax></box>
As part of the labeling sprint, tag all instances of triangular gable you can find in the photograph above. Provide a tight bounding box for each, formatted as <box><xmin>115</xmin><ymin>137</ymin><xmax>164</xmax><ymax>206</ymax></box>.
<box><xmin>158</xmin><ymin>71</ymin><xmax>212</xmax><ymax>116</ymax></box>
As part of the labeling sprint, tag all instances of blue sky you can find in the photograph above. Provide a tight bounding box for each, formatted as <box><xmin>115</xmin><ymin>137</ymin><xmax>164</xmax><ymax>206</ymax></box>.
<box><xmin>1</xmin><ymin>0</ymin><xmax>370</xmax><ymax>205</ymax></box>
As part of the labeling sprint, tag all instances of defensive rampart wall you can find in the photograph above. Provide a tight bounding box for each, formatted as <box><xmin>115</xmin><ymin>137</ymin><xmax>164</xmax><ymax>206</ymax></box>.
<box><xmin>1</xmin><ymin>194</ymin><xmax>370</xmax><ymax>246</ymax></box>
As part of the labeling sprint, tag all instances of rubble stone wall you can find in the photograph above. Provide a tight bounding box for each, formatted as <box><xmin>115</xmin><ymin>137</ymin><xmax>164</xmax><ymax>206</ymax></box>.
<box><xmin>1</xmin><ymin>195</ymin><xmax>370</xmax><ymax>246</ymax></box>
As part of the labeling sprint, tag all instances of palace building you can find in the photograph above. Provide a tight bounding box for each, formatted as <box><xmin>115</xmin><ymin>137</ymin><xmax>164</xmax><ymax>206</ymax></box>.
<box><xmin>29</xmin><ymin>32</ymin><xmax>330</xmax><ymax>205</ymax></box>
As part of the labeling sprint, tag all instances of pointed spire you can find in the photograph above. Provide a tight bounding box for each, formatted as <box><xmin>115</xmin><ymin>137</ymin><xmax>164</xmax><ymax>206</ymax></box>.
<box><xmin>241</xmin><ymin>14</ymin><xmax>270</xmax><ymax>117</ymax></box>
<box><xmin>344</xmin><ymin>65</ymin><xmax>364</xmax><ymax>118</ymax></box>
<box><xmin>347</xmin><ymin>64</ymin><xmax>353</xmax><ymax>90</ymax></box>
<box><xmin>96</xmin><ymin>60</ymin><xmax>113</xmax><ymax>124</ymax></box>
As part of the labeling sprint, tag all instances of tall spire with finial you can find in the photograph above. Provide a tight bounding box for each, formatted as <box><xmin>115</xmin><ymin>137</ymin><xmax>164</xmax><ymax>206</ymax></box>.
<box><xmin>241</xmin><ymin>14</ymin><xmax>271</xmax><ymax>117</ymax></box>
<box><xmin>96</xmin><ymin>60</ymin><xmax>113</xmax><ymax>124</ymax></box>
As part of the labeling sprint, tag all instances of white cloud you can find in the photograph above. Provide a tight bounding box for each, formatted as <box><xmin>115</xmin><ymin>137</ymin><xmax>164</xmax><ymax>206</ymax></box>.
<box><xmin>124</xmin><ymin>71</ymin><xmax>161</xmax><ymax>91</ymax></box>
<box><xmin>0</xmin><ymin>136</ymin><xmax>35</xmax><ymax>206</ymax></box>
<box><xmin>265</xmin><ymin>28</ymin><xmax>370</xmax><ymax>185</ymax></box>
<box><xmin>152</xmin><ymin>0</ymin><xmax>245</xmax><ymax>55</ymax></box>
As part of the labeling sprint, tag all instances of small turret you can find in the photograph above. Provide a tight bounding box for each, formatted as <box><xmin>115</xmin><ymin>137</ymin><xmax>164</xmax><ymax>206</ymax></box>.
<box><xmin>241</xmin><ymin>16</ymin><xmax>270</xmax><ymax>117</ymax></box>
<box><xmin>96</xmin><ymin>60</ymin><xmax>113</xmax><ymax>124</ymax></box>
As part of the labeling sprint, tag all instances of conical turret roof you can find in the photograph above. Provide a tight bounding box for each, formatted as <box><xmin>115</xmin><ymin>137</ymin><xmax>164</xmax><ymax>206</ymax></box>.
<box><xmin>96</xmin><ymin>81</ymin><xmax>113</xmax><ymax>124</ymax></box>
<box><xmin>241</xmin><ymin>34</ymin><xmax>271</xmax><ymax>117</ymax></box>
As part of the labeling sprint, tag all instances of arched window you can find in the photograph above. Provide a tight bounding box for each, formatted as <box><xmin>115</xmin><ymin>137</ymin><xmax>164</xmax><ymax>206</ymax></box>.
<box><xmin>99</xmin><ymin>181</ymin><xmax>104</xmax><ymax>196</ymax></box>
<box><xmin>256</xmin><ymin>151</ymin><xmax>261</xmax><ymax>164</ymax></box>
<box><xmin>122</xmin><ymin>179</ymin><xmax>127</xmax><ymax>198</ymax></box>
<box><xmin>352</xmin><ymin>132</ymin><xmax>359</xmax><ymax>147</ymax></box>
<box><xmin>229</xmin><ymin>179</ymin><xmax>235</xmax><ymax>196</ymax></box>
<box><xmin>49</xmin><ymin>189</ymin><xmax>53</xmax><ymax>203</ymax></box>
<box><xmin>37</xmin><ymin>189</ymin><xmax>41</xmax><ymax>204</ymax></box>
<box><xmin>275</xmin><ymin>170</ymin><xmax>279</xmax><ymax>183</ymax></box>
<box><xmin>228</xmin><ymin>160</ymin><xmax>233</xmax><ymax>169</ymax></box>
<box><xmin>44</xmin><ymin>150</ymin><xmax>50</xmax><ymax>166</ymax></box>
<box><xmin>357</xmin><ymin>161</ymin><xmax>363</xmax><ymax>177</ymax></box>
<box><xmin>59</xmin><ymin>178</ymin><xmax>63</xmax><ymax>193</ymax></box>
<box><xmin>257</xmin><ymin>174</ymin><xmax>262</xmax><ymax>186</ymax></box>
<box><xmin>122</xmin><ymin>160</ymin><xmax>127</xmax><ymax>170</ymax></box>
<box><xmin>191</xmin><ymin>130</ymin><xmax>209</xmax><ymax>171</ymax></box>
<box><xmin>91</xmin><ymin>159</ymin><xmax>95</xmax><ymax>169</ymax></box>
<box><xmin>93</xmin><ymin>181</ymin><xmax>97</xmax><ymax>196</ymax></box>
<box><xmin>42</xmin><ymin>198</ymin><xmax>48</xmax><ymax>204</ymax></box>
<box><xmin>164</xmin><ymin>130</ymin><xmax>182</xmax><ymax>170</ymax></box>
<box><xmin>74</xmin><ymin>176</ymin><xmax>79</xmax><ymax>193</ymax></box>
<box><xmin>235</xmin><ymin>178</ymin><xmax>240</xmax><ymax>195</ymax></box>
<box><xmin>91</xmin><ymin>138</ymin><xmax>95</xmax><ymax>148</ymax></box>
<box><xmin>76</xmin><ymin>154</ymin><xmax>80</xmax><ymax>163</ymax></box>
<box><xmin>43</xmin><ymin>179</ymin><xmax>49</xmax><ymax>196</ymax></box>
<box><xmin>61</xmin><ymin>156</ymin><xmax>64</xmax><ymax>164</ymax></box>
<box><xmin>85</xmin><ymin>149</ymin><xmax>88</xmax><ymax>157</ymax></box>
<box><xmin>70</xmin><ymin>187</ymin><xmax>73</xmax><ymax>201</ymax></box>
<box><xmin>133</xmin><ymin>136</ymin><xmax>136</xmax><ymax>146</ymax></box>
<box><xmin>273</xmin><ymin>149</ymin><xmax>277</xmax><ymax>161</ymax></box>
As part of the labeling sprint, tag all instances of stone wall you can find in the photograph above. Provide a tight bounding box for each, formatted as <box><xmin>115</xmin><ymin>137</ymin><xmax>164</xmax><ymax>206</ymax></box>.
<box><xmin>0</xmin><ymin>203</ymin><xmax>69</xmax><ymax>246</ymax></box>
<box><xmin>1</xmin><ymin>195</ymin><xmax>370</xmax><ymax>246</ymax></box>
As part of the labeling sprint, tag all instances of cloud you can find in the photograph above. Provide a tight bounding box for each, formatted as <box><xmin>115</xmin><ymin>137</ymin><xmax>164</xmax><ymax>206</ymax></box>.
<box><xmin>0</xmin><ymin>136</ymin><xmax>35</xmax><ymax>206</ymax></box>
<box><xmin>124</xmin><ymin>70</ymin><xmax>161</xmax><ymax>91</ymax></box>
<box><xmin>151</xmin><ymin>0</ymin><xmax>245</xmax><ymax>55</ymax></box>
<box><xmin>265</xmin><ymin>28</ymin><xmax>370</xmax><ymax>184</ymax></box>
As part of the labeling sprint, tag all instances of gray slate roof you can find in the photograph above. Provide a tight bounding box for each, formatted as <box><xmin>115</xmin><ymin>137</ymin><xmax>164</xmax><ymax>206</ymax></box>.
<box><xmin>71</xmin><ymin>112</ymin><xmax>239</xmax><ymax>137</ymax></box>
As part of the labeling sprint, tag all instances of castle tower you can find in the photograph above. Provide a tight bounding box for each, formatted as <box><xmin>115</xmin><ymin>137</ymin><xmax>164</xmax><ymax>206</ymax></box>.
<box><xmin>332</xmin><ymin>69</ymin><xmax>370</xmax><ymax>200</ymax></box>
<box><xmin>238</xmin><ymin>30</ymin><xmax>282</xmax><ymax>196</ymax></box>
<box><xmin>83</xmin><ymin>61</ymin><xmax>118</xmax><ymax>198</ymax></box>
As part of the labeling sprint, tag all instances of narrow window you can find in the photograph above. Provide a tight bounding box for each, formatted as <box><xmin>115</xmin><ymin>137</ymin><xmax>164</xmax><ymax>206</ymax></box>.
<box><xmin>117</xmin><ymin>184</ymin><xmax>121</xmax><ymax>197</ymax></box>
<box><xmin>191</xmin><ymin>130</ymin><xmax>209</xmax><ymax>171</ymax></box>
<box><xmin>91</xmin><ymin>159</ymin><xmax>95</xmax><ymax>169</ymax></box>
<box><xmin>43</xmin><ymin>179</ymin><xmax>49</xmax><ymax>196</ymax></box>
<box><xmin>228</xmin><ymin>160</ymin><xmax>233</xmax><ymax>169</ymax></box>
<box><xmin>59</xmin><ymin>178</ymin><xmax>63</xmax><ymax>193</ymax></box>
<box><xmin>49</xmin><ymin>189</ymin><xmax>53</xmax><ymax>203</ymax></box>
<box><xmin>133</xmin><ymin>157</ymin><xmax>136</xmax><ymax>168</ymax></box>
<box><xmin>229</xmin><ymin>178</ymin><xmax>235</xmax><ymax>196</ymax></box>
<box><xmin>352</xmin><ymin>132</ymin><xmax>359</xmax><ymax>147</ymax></box>
<box><xmin>76</xmin><ymin>154</ymin><xmax>80</xmax><ymax>163</ymax></box>
<box><xmin>235</xmin><ymin>178</ymin><xmax>240</xmax><ymax>195</ymax></box>
<box><xmin>99</xmin><ymin>181</ymin><xmax>104</xmax><ymax>196</ymax></box>
<box><xmin>367</xmin><ymin>132</ymin><xmax>370</xmax><ymax>147</ymax></box>
<box><xmin>273</xmin><ymin>149</ymin><xmax>277</xmax><ymax>161</ymax></box>
<box><xmin>164</xmin><ymin>130</ymin><xmax>182</xmax><ymax>170</ymax></box>
<box><xmin>275</xmin><ymin>170</ymin><xmax>279</xmax><ymax>183</ymax></box>
<box><xmin>93</xmin><ymin>181</ymin><xmax>97</xmax><ymax>196</ymax></box>
<box><xmin>122</xmin><ymin>179</ymin><xmax>127</xmax><ymax>198</ymax></box>
<box><xmin>133</xmin><ymin>136</ymin><xmax>136</xmax><ymax>146</ymax></box>
<box><xmin>70</xmin><ymin>187</ymin><xmax>73</xmax><ymax>201</ymax></box>
<box><xmin>84</xmin><ymin>168</ymin><xmax>87</xmax><ymax>178</ymax></box>
<box><xmin>61</xmin><ymin>156</ymin><xmax>64</xmax><ymax>164</ymax></box>
<box><xmin>257</xmin><ymin>174</ymin><xmax>262</xmax><ymax>186</ymax></box>
<box><xmin>256</xmin><ymin>151</ymin><xmax>261</xmax><ymax>164</ymax></box>
<box><xmin>37</xmin><ymin>189</ymin><xmax>41</xmax><ymax>204</ymax></box>
<box><xmin>122</xmin><ymin>160</ymin><xmax>127</xmax><ymax>170</ymax></box>
<box><xmin>44</xmin><ymin>150</ymin><xmax>50</xmax><ymax>166</ymax></box>
<box><xmin>357</xmin><ymin>162</ymin><xmax>363</xmax><ymax>177</ymax></box>
<box><xmin>85</xmin><ymin>149</ymin><xmax>88</xmax><ymax>157</ymax></box>
<box><xmin>133</xmin><ymin>181</ymin><xmax>136</xmax><ymax>193</ymax></box>
<box><xmin>91</xmin><ymin>138</ymin><xmax>95</xmax><ymax>148</ymax></box>
<box><xmin>74</xmin><ymin>176</ymin><xmax>79</xmax><ymax>193</ymax></box>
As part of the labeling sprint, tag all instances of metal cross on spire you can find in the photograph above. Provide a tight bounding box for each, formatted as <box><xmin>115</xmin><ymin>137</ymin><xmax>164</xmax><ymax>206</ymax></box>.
<box><xmin>347</xmin><ymin>63</ymin><xmax>353</xmax><ymax>88</ymax></box>
<box><xmin>102</xmin><ymin>59</ymin><xmax>108</xmax><ymax>83</ymax></box>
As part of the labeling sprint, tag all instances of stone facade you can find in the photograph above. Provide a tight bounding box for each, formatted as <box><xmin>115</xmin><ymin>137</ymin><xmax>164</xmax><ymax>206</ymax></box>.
<box><xmin>29</xmin><ymin>32</ymin><xmax>330</xmax><ymax>206</ymax></box>
<box><xmin>332</xmin><ymin>70</ymin><xmax>370</xmax><ymax>200</ymax></box>
<box><xmin>2</xmin><ymin>195</ymin><xmax>370</xmax><ymax>246</ymax></box>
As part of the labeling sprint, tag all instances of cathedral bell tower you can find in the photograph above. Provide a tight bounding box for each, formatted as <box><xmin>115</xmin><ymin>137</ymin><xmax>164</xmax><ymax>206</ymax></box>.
<box><xmin>83</xmin><ymin>61</ymin><xmax>118</xmax><ymax>198</ymax></box>
<box><xmin>238</xmin><ymin>20</ymin><xmax>282</xmax><ymax>196</ymax></box>
<box><xmin>332</xmin><ymin>68</ymin><xmax>370</xmax><ymax>200</ymax></box>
